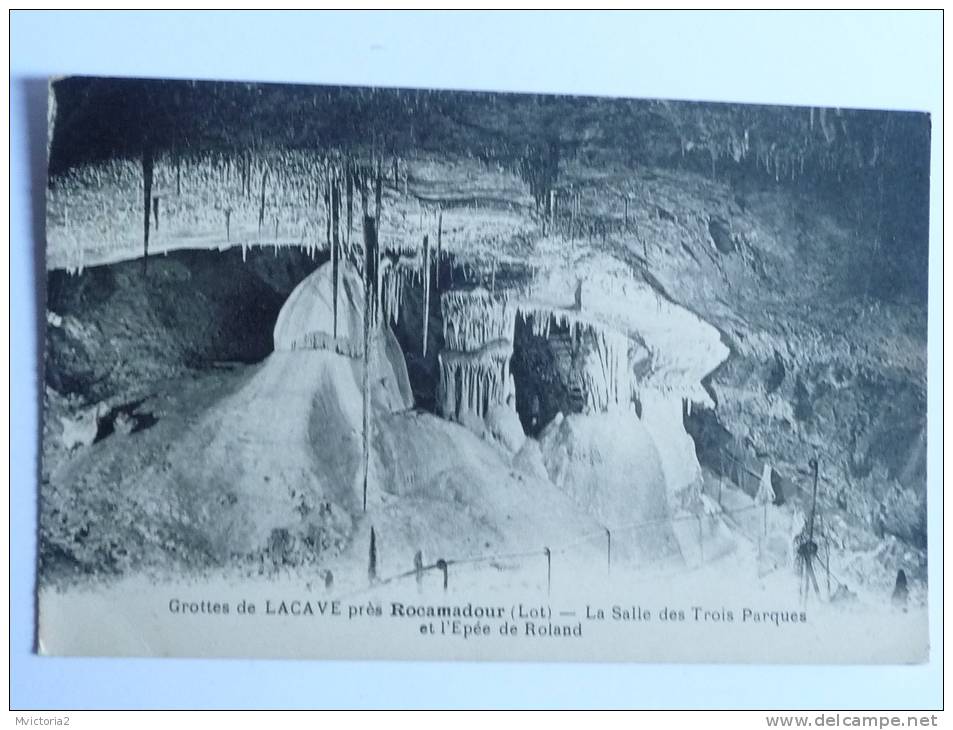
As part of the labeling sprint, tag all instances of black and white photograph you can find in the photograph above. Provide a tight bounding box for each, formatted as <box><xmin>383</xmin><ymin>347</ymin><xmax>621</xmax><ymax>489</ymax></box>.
<box><xmin>38</xmin><ymin>75</ymin><xmax>930</xmax><ymax>662</ymax></box>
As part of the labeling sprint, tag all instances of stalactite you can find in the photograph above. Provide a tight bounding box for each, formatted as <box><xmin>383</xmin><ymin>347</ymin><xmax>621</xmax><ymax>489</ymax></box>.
<box><xmin>375</xmin><ymin>157</ymin><xmax>383</xmax><ymax>226</ymax></box>
<box><xmin>362</xmin><ymin>215</ymin><xmax>380</xmax><ymax>513</ymax></box>
<box><xmin>382</xmin><ymin>261</ymin><xmax>414</xmax><ymax>326</ymax></box>
<box><xmin>436</xmin><ymin>209</ymin><xmax>443</xmax><ymax>290</ymax></box>
<box><xmin>258</xmin><ymin>167</ymin><xmax>269</xmax><ymax>239</ymax></box>
<box><xmin>331</xmin><ymin>165</ymin><xmax>341</xmax><ymax>339</ymax></box>
<box><xmin>422</xmin><ymin>234</ymin><xmax>431</xmax><ymax>357</ymax></box>
<box><xmin>359</xmin><ymin>165</ymin><xmax>369</xmax><ymax>218</ymax></box>
<box><xmin>441</xmin><ymin>288</ymin><xmax>514</xmax><ymax>351</ymax></box>
<box><xmin>346</xmin><ymin>161</ymin><xmax>354</xmax><ymax>249</ymax></box>
<box><xmin>579</xmin><ymin>325</ymin><xmax>635</xmax><ymax>414</ymax></box>
<box><xmin>437</xmin><ymin>341</ymin><xmax>514</xmax><ymax>421</ymax></box>
<box><xmin>324</xmin><ymin>162</ymin><xmax>332</xmax><ymax>251</ymax></box>
<box><xmin>513</xmin><ymin>304</ymin><xmax>640</xmax><ymax>414</ymax></box>
<box><xmin>141</xmin><ymin>150</ymin><xmax>153</xmax><ymax>275</ymax></box>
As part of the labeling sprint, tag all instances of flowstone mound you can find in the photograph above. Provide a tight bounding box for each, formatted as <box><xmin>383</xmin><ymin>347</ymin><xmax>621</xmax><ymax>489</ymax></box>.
<box><xmin>538</xmin><ymin>411</ymin><xmax>669</xmax><ymax>531</ymax></box>
<box><xmin>274</xmin><ymin>261</ymin><xmax>413</xmax><ymax>413</ymax></box>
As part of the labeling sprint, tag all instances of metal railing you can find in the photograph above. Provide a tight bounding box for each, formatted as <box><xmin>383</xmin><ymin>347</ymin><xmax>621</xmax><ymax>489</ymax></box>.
<box><xmin>337</xmin><ymin>498</ymin><xmax>826</xmax><ymax>602</ymax></box>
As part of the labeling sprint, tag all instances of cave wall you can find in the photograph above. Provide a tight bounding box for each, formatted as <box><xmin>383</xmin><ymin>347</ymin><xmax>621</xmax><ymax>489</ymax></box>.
<box><xmin>686</xmin><ymin>346</ymin><xmax>928</xmax><ymax>549</ymax></box>
<box><xmin>46</xmin><ymin>246</ymin><xmax>322</xmax><ymax>402</ymax></box>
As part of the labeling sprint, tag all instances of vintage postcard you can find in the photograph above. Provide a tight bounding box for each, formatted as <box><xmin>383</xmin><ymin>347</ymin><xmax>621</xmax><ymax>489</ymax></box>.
<box><xmin>39</xmin><ymin>76</ymin><xmax>930</xmax><ymax>662</ymax></box>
